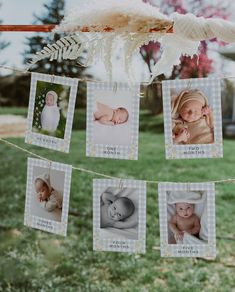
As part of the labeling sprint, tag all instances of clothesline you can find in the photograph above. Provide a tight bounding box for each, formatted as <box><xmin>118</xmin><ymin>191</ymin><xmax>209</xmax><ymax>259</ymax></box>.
<box><xmin>0</xmin><ymin>65</ymin><xmax>235</xmax><ymax>87</ymax></box>
<box><xmin>1</xmin><ymin>137</ymin><xmax>235</xmax><ymax>185</ymax></box>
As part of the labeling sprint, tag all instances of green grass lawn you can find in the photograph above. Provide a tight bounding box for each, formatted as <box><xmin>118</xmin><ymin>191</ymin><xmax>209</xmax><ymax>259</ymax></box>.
<box><xmin>0</xmin><ymin>131</ymin><xmax>235</xmax><ymax>291</ymax></box>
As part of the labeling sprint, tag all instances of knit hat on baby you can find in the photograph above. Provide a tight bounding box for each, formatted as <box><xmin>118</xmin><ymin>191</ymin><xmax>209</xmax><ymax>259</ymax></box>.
<box><xmin>46</xmin><ymin>90</ymin><xmax>58</xmax><ymax>104</ymax></box>
<box><xmin>35</xmin><ymin>173</ymin><xmax>52</xmax><ymax>191</ymax></box>
<box><xmin>171</xmin><ymin>89</ymin><xmax>213</xmax><ymax>129</ymax></box>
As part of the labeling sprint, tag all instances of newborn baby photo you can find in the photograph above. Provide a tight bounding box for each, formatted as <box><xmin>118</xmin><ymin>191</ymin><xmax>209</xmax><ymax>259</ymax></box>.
<box><xmin>162</xmin><ymin>78</ymin><xmax>223</xmax><ymax>159</ymax></box>
<box><xmin>86</xmin><ymin>82</ymin><xmax>140</xmax><ymax>160</ymax></box>
<box><xmin>30</xmin><ymin>166</ymin><xmax>65</xmax><ymax>222</ymax></box>
<box><xmin>24</xmin><ymin>158</ymin><xmax>72</xmax><ymax>236</ymax></box>
<box><xmin>93</xmin><ymin>179</ymin><xmax>147</xmax><ymax>253</ymax></box>
<box><xmin>171</xmin><ymin>89</ymin><xmax>214</xmax><ymax>145</ymax></box>
<box><xmin>94</xmin><ymin>102</ymin><xmax>129</xmax><ymax>126</ymax></box>
<box><xmin>34</xmin><ymin>172</ymin><xmax>63</xmax><ymax>215</ymax></box>
<box><xmin>26</xmin><ymin>73</ymin><xmax>78</xmax><ymax>153</ymax></box>
<box><xmin>92</xmin><ymin>95</ymin><xmax>131</xmax><ymax>146</ymax></box>
<box><xmin>32</xmin><ymin>80</ymin><xmax>70</xmax><ymax>138</ymax></box>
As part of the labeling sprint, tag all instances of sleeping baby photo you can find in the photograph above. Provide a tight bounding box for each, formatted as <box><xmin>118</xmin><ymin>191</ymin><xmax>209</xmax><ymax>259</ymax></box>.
<box><xmin>26</xmin><ymin>73</ymin><xmax>78</xmax><ymax>153</ymax></box>
<box><xmin>162</xmin><ymin>78</ymin><xmax>223</xmax><ymax>159</ymax></box>
<box><xmin>32</xmin><ymin>80</ymin><xmax>70</xmax><ymax>139</ymax></box>
<box><xmin>92</xmin><ymin>96</ymin><xmax>132</xmax><ymax>146</ymax></box>
<box><xmin>171</xmin><ymin>89</ymin><xmax>214</xmax><ymax>145</ymax></box>
<box><xmin>24</xmin><ymin>158</ymin><xmax>72</xmax><ymax>236</ymax></box>
<box><xmin>93</xmin><ymin>179</ymin><xmax>146</xmax><ymax>253</ymax></box>
<box><xmin>86</xmin><ymin>82</ymin><xmax>140</xmax><ymax>160</ymax></box>
<box><xmin>30</xmin><ymin>166</ymin><xmax>65</xmax><ymax>223</ymax></box>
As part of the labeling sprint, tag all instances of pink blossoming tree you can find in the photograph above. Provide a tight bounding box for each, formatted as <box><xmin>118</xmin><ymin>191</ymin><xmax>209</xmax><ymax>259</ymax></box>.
<box><xmin>141</xmin><ymin>0</ymin><xmax>230</xmax><ymax>79</ymax></box>
<box><xmin>140</xmin><ymin>0</ymin><xmax>231</xmax><ymax>114</ymax></box>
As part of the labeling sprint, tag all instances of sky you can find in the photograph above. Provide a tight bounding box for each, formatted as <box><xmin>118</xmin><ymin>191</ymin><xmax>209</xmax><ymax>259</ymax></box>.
<box><xmin>0</xmin><ymin>0</ymin><xmax>235</xmax><ymax>80</ymax></box>
<box><xmin>0</xmin><ymin>0</ymin><xmax>79</xmax><ymax>68</ymax></box>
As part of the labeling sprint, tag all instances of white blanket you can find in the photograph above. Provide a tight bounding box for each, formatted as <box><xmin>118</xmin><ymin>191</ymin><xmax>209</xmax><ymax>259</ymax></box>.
<box><xmin>93</xmin><ymin>120</ymin><xmax>131</xmax><ymax>146</ymax></box>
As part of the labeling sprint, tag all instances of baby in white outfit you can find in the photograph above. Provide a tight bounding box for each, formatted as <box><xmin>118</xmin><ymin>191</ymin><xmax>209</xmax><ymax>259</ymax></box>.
<box><xmin>41</xmin><ymin>91</ymin><xmax>60</xmax><ymax>132</ymax></box>
<box><xmin>35</xmin><ymin>173</ymin><xmax>62</xmax><ymax>212</ymax></box>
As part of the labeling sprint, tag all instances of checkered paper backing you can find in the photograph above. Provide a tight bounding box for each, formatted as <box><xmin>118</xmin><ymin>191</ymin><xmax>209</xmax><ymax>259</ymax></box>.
<box><xmin>25</xmin><ymin>73</ymin><xmax>78</xmax><ymax>153</ymax></box>
<box><xmin>158</xmin><ymin>182</ymin><xmax>216</xmax><ymax>258</ymax></box>
<box><xmin>93</xmin><ymin>179</ymin><xmax>146</xmax><ymax>253</ymax></box>
<box><xmin>86</xmin><ymin>82</ymin><xmax>140</xmax><ymax>160</ymax></box>
<box><xmin>162</xmin><ymin>78</ymin><xmax>223</xmax><ymax>159</ymax></box>
<box><xmin>24</xmin><ymin>157</ymin><xmax>72</xmax><ymax>236</ymax></box>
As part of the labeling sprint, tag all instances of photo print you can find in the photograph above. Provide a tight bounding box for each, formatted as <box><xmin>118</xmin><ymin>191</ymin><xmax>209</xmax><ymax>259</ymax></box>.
<box><xmin>158</xmin><ymin>182</ymin><xmax>216</xmax><ymax>258</ymax></box>
<box><xmin>24</xmin><ymin>158</ymin><xmax>72</xmax><ymax>236</ymax></box>
<box><xmin>25</xmin><ymin>73</ymin><xmax>78</xmax><ymax>153</ymax></box>
<box><xmin>162</xmin><ymin>78</ymin><xmax>223</xmax><ymax>159</ymax></box>
<box><xmin>93</xmin><ymin>179</ymin><xmax>146</xmax><ymax>253</ymax></box>
<box><xmin>86</xmin><ymin>82</ymin><xmax>140</xmax><ymax>160</ymax></box>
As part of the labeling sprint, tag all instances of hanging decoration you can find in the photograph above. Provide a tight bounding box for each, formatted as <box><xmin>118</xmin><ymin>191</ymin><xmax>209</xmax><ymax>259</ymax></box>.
<box><xmin>26</xmin><ymin>0</ymin><xmax>235</xmax><ymax>83</ymax></box>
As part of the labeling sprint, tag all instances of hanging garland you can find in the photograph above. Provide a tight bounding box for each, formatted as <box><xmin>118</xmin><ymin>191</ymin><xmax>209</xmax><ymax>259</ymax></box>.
<box><xmin>25</xmin><ymin>0</ymin><xmax>235</xmax><ymax>83</ymax></box>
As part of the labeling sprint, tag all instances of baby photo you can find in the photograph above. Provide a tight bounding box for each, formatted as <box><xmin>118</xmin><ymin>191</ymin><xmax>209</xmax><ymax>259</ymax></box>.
<box><xmin>93</xmin><ymin>179</ymin><xmax>146</xmax><ymax>253</ymax></box>
<box><xmin>158</xmin><ymin>182</ymin><xmax>216</xmax><ymax>258</ymax></box>
<box><xmin>100</xmin><ymin>187</ymin><xmax>138</xmax><ymax>237</ymax></box>
<box><xmin>171</xmin><ymin>89</ymin><xmax>214</xmax><ymax>145</ymax></box>
<box><xmin>34</xmin><ymin>172</ymin><xmax>63</xmax><ymax>219</ymax></box>
<box><xmin>25</xmin><ymin>73</ymin><xmax>78</xmax><ymax>153</ymax></box>
<box><xmin>162</xmin><ymin>78</ymin><xmax>223</xmax><ymax>159</ymax></box>
<box><xmin>86</xmin><ymin>82</ymin><xmax>140</xmax><ymax>160</ymax></box>
<box><xmin>24</xmin><ymin>158</ymin><xmax>72</xmax><ymax>236</ymax></box>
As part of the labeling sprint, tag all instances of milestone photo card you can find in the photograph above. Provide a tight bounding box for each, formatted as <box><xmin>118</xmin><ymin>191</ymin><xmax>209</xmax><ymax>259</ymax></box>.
<box><xmin>24</xmin><ymin>157</ymin><xmax>72</xmax><ymax>236</ymax></box>
<box><xmin>86</xmin><ymin>82</ymin><xmax>140</xmax><ymax>160</ymax></box>
<box><xmin>162</xmin><ymin>78</ymin><xmax>223</xmax><ymax>159</ymax></box>
<box><xmin>25</xmin><ymin>73</ymin><xmax>78</xmax><ymax>153</ymax></box>
<box><xmin>93</xmin><ymin>179</ymin><xmax>146</xmax><ymax>253</ymax></box>
<box><xmin>158</xmin><ymin>182</ymin><xmax>216</xmax><ymax>258</ymax></box>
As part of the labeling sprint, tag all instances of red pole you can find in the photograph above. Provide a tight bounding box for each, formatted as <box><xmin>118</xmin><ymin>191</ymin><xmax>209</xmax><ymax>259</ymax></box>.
<box><xmin>0</xmin><ymin>24</ymin><xmax>173</xmax><ymax>33</ymax></box>
<box><xmin>0</xmin><ymin>25</ymin><xmax>56</xmax><ymax>32</ymax></box>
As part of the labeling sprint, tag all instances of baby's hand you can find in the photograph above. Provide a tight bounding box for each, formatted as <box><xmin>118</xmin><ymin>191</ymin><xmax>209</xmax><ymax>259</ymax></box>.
<box><xmin>174</xmin><ymin>230</ymin><xmax>184</xmax><ymax>241</ymax></box>
<box><xmin>202</xmin><ymin>106</ymin><xmax>211</xmax><ymax>116</ymax></box>
<box><xmin>176</xmin><ymin>128</ymin><xmax>190</xmax><ymax>143</ymax></box>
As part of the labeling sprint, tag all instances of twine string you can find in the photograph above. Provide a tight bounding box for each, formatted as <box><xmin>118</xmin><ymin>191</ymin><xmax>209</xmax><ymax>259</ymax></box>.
<box><xmin>1</xmin><ymin>64</ymin><xmax>235</xmax><ymax>85</ymax></box>
<box><xmin>1</xmin><ymin>137</ymin><xmax>235</xmax><ymax>184</ymax></box>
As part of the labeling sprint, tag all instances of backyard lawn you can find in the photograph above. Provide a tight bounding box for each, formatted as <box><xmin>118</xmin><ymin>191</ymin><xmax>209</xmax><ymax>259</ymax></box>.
<box><xmin>0</xmin><ymin>131</ymin><xmax>235</xmax><ymax>291</ymax></box>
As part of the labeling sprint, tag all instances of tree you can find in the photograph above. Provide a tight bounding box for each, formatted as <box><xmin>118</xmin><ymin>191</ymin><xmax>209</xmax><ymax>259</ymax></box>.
<box><xmin>23</xmin><ymin>0</ymin><xmax>85</xmax><ymax>77</ymax></box>
<box><xmin>141</xmin><ymin>0</ymin><xmax>230</xmax><ymax>79</ymax></box>
<box><xmin>23</xmin><ymin>0</ymin><xmax>87</xmax><ymax>108</ymax></box>
<box><xmin>140</xmin><ymin>0</ymin><xmax>231</xmax><ymax>113</ymax></box>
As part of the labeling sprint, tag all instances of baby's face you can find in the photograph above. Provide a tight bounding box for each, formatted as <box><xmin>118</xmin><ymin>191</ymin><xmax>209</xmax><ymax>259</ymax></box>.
<box><xmin>46</xmin><ymin>94</ymin><xmax>55</xmax><ymax>106</ymax></box>
<box><xmin>113</xmin><ymin>109</ymin><xmax>128</xmax><ymax>125</ymax></box>
<box><xmin>179</xmin><ymin>100</ymin><xmax>203</xmax><ymax>123</ymax></box>
<box><xmin>176</xmin><ymin>203</ymin><xmax>194</xmax><ymax>218</ymax></box>
<box><xmin>35</xmin><ymin>179</ymin><xmax>50</xmax><ymax>200</ymax></box>
<box><xmin>108</xmin><ymin>199</ymin><xmax>129</xmax><ymax>221</ymax></box>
